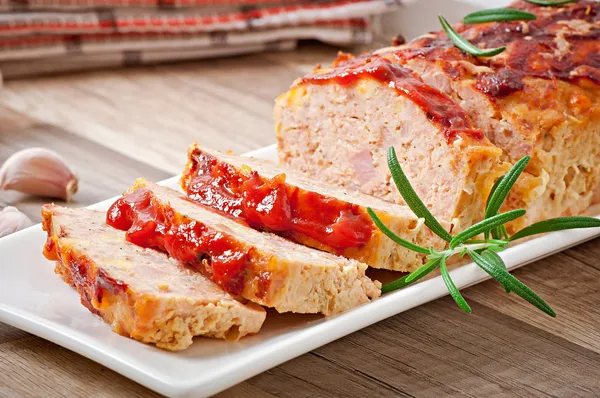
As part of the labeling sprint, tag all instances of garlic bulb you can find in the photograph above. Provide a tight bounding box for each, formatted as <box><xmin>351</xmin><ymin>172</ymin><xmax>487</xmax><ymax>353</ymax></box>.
<box><xmin>0</xmin><ymin>206</ymin><xmax>32</xmax><ymax>238</ymax></box>
<box><xmin>0</xmin><ymin>148</ymin><xmax>78</xmax><ymax>201</ymax></box>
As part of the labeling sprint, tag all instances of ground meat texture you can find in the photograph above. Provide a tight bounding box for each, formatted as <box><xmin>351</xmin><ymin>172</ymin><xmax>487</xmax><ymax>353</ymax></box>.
<box><xmin>276</xmin><ymin>0</ymin><xmax>600</xmax><ymax>232</ymax></box>
<box><xmin>41</xmin><ymin>205</ymin><xmax>266</xmax><ymax>351</ymax></box>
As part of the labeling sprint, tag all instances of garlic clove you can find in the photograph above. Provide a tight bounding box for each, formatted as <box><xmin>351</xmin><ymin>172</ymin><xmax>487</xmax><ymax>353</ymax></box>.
<box><xmin>0</xmin><ymin>148</ymin><xmax>78</xmax><ymax>201</ymax></box>
<box><xmin>0</xmin><ymin>206</ymin><xmax>33</xmax><ymax>238</ymax></box>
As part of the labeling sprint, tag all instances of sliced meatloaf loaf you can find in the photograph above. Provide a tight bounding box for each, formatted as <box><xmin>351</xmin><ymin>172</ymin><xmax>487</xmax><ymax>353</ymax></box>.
<box><xmin>42</xmin><ymin>205</ymin><xmax>266</xmax><ymax>351</ymax></box>
<box><xmin>180</xmin><ymin>143</ymin><xmax>446</xmax><ymax>272</ymax></box>
<box><xmin>277</xmin><ymin>0</ymin><xmax>600</xmax><ymax>230</ymax></box>
<box><xmin>107</xmin><ymin>179</ymin><xmax>381</xmax><ymax>315</ymax></box>
<box><xmin>275</xmin><ymin>50</ymin><xmax>513</xmax><ymax>231</ymax></box>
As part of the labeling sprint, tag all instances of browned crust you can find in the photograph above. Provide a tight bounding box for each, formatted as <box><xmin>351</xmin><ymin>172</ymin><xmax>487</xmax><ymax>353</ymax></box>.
<box><xmin>377</xmin><ymin>0</ymin><xmax>600</xmax><ymax>95</ymax></box>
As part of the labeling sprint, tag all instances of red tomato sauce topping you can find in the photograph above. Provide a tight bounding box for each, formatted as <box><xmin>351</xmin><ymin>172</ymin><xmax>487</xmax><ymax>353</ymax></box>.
<box><xmin>106</xmin><ymin>188</ymin><xmax>249</xmax><ymax>295</ymax></box>
<box><xmin>181</xmin><ymin>149</ymin><xmax>374</xmax><ymax>251</ymax></box>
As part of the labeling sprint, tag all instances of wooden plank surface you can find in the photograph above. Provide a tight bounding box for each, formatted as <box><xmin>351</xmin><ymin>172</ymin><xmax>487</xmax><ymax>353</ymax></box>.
<box><xmin>1</xmin><ymin>42</ymin><xmax>600</xmax><ymax>398</ymax></box>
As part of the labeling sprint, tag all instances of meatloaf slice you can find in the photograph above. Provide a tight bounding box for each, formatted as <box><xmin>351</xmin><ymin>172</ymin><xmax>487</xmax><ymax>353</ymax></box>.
<box><xmin>180</xmin><ymin>143</ymin><xmax>446</xmax><ymax>272</ymax></box>
<box><xmin>42</xmin><ymin>205</ymin><xmax>266</xmax><ymax>351</ymax></box>
<box><xmin>358</xmin><ymin>0</ymin><xmax>600</xmax><ymax>226</ymax></box>
<box><xmin>275</xmin><ymin>54</ymin><xmax>510</xmax><ymax>230</ymax></box>
<box><xmin>107</xmin><ymin>179</ymin><xmax>381</xmax><ymax>315</ymax></box>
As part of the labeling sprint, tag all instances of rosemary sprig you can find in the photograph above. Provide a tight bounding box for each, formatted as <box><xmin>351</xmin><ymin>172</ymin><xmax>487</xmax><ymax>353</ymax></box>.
<box><xmin>438</xmin><ymin>15</ymin><xmax>506</xmax><ymax>57</ymax></box>
<box><xmin>464</xmin><ymin>8</ymin><xmax>537</xmax><ymax>24</ymax></box>
<box><xmin>369</xmin><ymin>146</ymin><xmax>600</xmax><ymax>316</ymax></box>
<box><xmin>524</xmin><ymin>0</ymin><xmax>577</xmax><ymax>6</ymax></box>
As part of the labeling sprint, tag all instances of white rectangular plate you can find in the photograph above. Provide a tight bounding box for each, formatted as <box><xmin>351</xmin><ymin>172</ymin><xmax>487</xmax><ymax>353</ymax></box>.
<box><xmin>1</xmin><ymin>144</ymin><xmax>600</xmax><ymax>397</ymax></box>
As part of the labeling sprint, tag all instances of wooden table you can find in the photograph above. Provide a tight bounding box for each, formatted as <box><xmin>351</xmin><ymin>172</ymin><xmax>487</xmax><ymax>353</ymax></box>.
<box><xmin>1</xmin><ymin>42</ymin><xmax>600</xmax><ymax>397</ymax></box>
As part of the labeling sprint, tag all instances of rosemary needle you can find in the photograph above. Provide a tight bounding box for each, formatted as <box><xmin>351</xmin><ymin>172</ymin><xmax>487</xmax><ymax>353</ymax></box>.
<box><xmin>439</xmin><ymin>15</ymin><xmax>506</xmax><ymax>57</ymax></box>
<box><xmin>464</xmin><ymin>8</ymin><xmax>537</xmax><ymax>24</ymax></box>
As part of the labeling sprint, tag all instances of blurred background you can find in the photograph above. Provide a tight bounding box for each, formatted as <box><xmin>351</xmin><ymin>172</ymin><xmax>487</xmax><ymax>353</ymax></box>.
<box><xmin>0</xmin><ymin>0</ymin><xmax>510</xmax><ymax>78</ymax></box>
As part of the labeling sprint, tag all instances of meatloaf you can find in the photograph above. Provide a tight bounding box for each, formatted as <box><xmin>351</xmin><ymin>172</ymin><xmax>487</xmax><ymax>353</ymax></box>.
<box><xmin>42</xmin><ymin>205</ymin><xmax>266</xmax><ymax>351</ymax></box>
<box><xmin>107</xmin><ymin>179</ymin><xmax>381</xmax><ymax>315</ymax></box>
<box><xmin>180</xmin><ymin>143</ymin><xmax>445</xmax><ymax>272</ymax></box>
<box><xmin>276</xmin><ymin>0</ymin><xmax>600</xmax><ymax>230</ymax></box>
<box><xmin>275</xmin><ymin>51</ymin><xmax>514</xmax><ymax>231</ymax></box>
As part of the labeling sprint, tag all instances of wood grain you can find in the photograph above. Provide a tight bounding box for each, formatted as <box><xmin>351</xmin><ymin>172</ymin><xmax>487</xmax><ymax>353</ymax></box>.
<box><xmin>0</xmin><ymin>43</ymin><xmax>339</xmax><ymax>174</ymax></box>
<box><xmin>464</xmin><ymin>241</ymin><xmax>600</xmax><ymax>354</ymax></box>
<box><xmin>0</xmin><ymin>106</ymin><xmax>171</xmax><ymax>221</ymax></box>
<box><xmin>1</xmin><ymin>42</ymin><xmax>600</xmax><ymax>398</ymax></box>
<box><xmin>221</xmin><ymin>296</ymin><xmax>600</xmax><ymax>398</ymax></box>
<box><xmin>1</xmin><ymin>336</ymin><xmax>160</xmax><ymax>398</ymax></box>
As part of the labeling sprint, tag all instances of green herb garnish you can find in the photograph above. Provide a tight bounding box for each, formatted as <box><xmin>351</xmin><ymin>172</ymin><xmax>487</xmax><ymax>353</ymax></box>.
<box><xmin>524</xmin><ymin>0</ymin><xmax>577</xmax><ymax>6</ymax></box>
<box><xmin>464</xmin><ymin>8</ymin><xmax>537</xmax><ymax>24</ymax></box>
<box><xmin>438</xmin><ymin>15</ymin><xmax>506</xmax><ymax>57</ymax></box>
<box><xmin>369</xmin><ymin>147</ymin><xmax>600</xmax><ymax>316</ymax></box>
